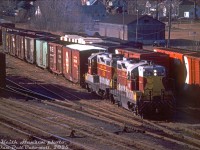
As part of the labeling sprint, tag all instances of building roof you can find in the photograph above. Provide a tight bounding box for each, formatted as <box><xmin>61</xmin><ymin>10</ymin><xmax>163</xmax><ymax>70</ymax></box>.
<box><xmin>66</xmin><ymin>44</ymin><xmax>106</xmax><ymax>51</ymax></box>
<box><xmin>180</xmin><ymin>0</ymin><xmax>194</xmax><ymax>5</ymax></box>
<box><xmin>100</xmin><ymin>14</ymin><xmax>164</xmax><ymax>25</ymax></box>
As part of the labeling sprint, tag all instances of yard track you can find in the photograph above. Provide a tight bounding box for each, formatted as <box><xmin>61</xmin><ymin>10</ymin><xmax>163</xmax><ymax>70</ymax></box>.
<box><xmin>2</xmin><ymin>54</ymin><xmax>200</xmax><ymax>150</ymax></box>
<box><xmin>5</xmin><ymin>76</ymin><xmax>200</xmax><ymax>149</ymax></box>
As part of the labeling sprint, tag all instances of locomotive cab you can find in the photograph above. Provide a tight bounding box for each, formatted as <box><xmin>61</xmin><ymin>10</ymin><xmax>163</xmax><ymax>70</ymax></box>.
<box><xmin>87</xmin><ymin>52</ymin><xmax>104</xmax><ymax>75</ymax></box>
<box><xmin>138</xmin><ymin>65</ymin><xmax>166</xmax><ymax>101</ymax></box>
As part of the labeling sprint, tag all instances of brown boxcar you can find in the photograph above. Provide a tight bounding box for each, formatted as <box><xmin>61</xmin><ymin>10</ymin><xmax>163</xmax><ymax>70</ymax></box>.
<box><xmin>48</xmin><ymin>41</ymin><xmax>66</xmax><ymax>74</ymax></box>
<box><xmin>154</xmin><ymin>47</ymin><xmax>196</xmax><ymax>91</ymax></box>
<box><xmin>0</xmin><ymin>23</ymin><xmax>15</xmax><ymax>45</ymax></box>
<box><xmin>63</xmin><ymin>44</ymin><xmax>105</xmax><ymax>84</ymax></box>
<box><xmin>0</xmin><ymin>53</ymin><xmax>6</xmax><ymax>88</ymax></box>
<box><xmin>115</xmin><ymin>48</ymin><xmax>170</xmax><ymax>74</ymax></box>
<box><xmin>2</xmin><ymin>25</ymin><xmax>15</xmax><ymax>53</ymax></box>
<box><xmin>92</xmin><ymin>42</ymin><xmax>128</xmax><ymax>53</ymax></box>
<box><xmin>6</xmin><ymin>31</ymin><xmax>18</xmax><ymax>56</ymax></box>
<box><xmin>16</xmin><ymin>33</ymin><xmax>27</xmax><ymax>60</ymax></box>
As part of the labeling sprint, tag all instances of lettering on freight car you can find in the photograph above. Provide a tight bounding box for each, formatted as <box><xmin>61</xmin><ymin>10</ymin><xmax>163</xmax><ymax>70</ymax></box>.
<box><xmin>73</xmin><ymin>56</ymin><xmax>78</xmax><ymax>68</ymax></box>
<box><xmin>74</xmin><ymin>64</ymin><xmax>78</xmax><ymax>68</ymax></box>
<box><xmin>66</xmin><ymin>52</ymin><xmax>69</xmax><ymax>73</ymax></box>
<box><xmin>50</xmin><ymin>46</ymin><xmax>54</xmax><ymax>52</ymax></box>
<box><xmin>102</xmin><ymin>71</ymin><xmax>106</xmax><ymax>77</ymax></box>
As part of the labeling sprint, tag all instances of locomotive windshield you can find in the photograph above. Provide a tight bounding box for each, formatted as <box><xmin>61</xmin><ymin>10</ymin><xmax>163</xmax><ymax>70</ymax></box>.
<box><xmin>143</xmin><ymin>67</ymin><xmax>165</xmax><ymax>77</ymax></box>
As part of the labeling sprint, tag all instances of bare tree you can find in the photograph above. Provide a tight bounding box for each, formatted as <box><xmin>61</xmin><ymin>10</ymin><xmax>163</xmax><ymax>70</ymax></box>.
<box><xmin>31</xmin><ymin>0</ymin><xmax>92</xmax><ymax>33</ymax></box>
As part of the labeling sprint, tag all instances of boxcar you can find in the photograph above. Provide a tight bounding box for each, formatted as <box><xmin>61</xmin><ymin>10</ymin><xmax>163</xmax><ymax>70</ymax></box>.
<box><xmin>0</xmin><ymin>23</ymin><xmax>15</xmax><ymax>45</ymax></box>
<box><xmin>184</xmin><ymin>53</ymin><xmax>200</xmax><ymax>87</ymax></box>
<box><xmin>35</xmin><ymin>31</ymin><xmax>60</xmax><ymax>40</ymax></box>
<box><xmin>16</xmin><ymin>33</ymin><xmax>27</xmax><ymax>60</ymax></box>
<box><xmin>115</xmin><ymin>48</ymin><xmax>170</xmax><ymax>74</ymax></box>
<box><xmin>36</xmin><ymin>38</ymin><xmax>57</xmax><ymax>69</ymax></box>
<box><xmin>0</xmin><ymin>53</ymin><xmax>6</xmax><ymax>88</ymax></box>
<box><xmin>6</xmin><ymin>31</ymin><xmax>18</xmax><ymax>56</ymax></box>
<box><xmin>154</xmin><ymin>47</ymin><xmax>196</xmax><ymax>91</ymax></box>
<box><xmin>24</xmin><ymin>35</ymin><xmax>41</xmax><ymax>64</ymax></box>
<box><xmin>91</xmin><ymin>42</ymin><xmax>126</xmax><ymax>53</ymax></box>
<box><xmin>48</xmin><ymin>41</ymin><xmax>72</xmax><ymax>75</ymax></box>
<box><xmin>63</xmin><ymin>44</ymin><xmax>106</xmax><ymax>85</ymax></box>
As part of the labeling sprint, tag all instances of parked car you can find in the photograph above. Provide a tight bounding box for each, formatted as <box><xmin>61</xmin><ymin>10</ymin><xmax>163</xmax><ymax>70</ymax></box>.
<box><xmin>153</xmin><ymin>40</ymin><xmax>166</xmax><ymax>47</ymax></box>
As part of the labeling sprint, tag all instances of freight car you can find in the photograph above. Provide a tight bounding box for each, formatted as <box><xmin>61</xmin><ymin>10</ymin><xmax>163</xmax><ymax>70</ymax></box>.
<box><xmin>2</xmin><ymin>26</ymin><xmax>175</xmax><ymax>117</ymax></box>
<box><xmin>153</xmin><ymin>47</ymin><xmax>200</xmax><ymax>106</ymax></box>
<box><xmin>36</xmin><ymin>37</ymin><xmax>58</xmax><ymax>69</ymax></box>
<box><xmin>85</xmin><ymin>52</ymin><xmax>174</xmax><ymax>116</ymax></box>
<box><xmin>115</xmin><ymin>48</ymin><xmax>170</xmax><ymax>77</ymax></box>
<box><xmin>153</xmin><ymin>47</ymin><xmax>196</xmax><ymax>92</ymax></box>
<box><xmin>48</xmin><ymin>41</ymin><xmax>72</xmax><ymax>75</ymax></box>
<box><xmin>62</xmin><ymin>44</ymin><xmax>106</xmax><ymax>85</ymax></box>
<box><xmin>0</xmin><ymin>23</ymin><xmax>15</xmax><ymax>46</ymax></box>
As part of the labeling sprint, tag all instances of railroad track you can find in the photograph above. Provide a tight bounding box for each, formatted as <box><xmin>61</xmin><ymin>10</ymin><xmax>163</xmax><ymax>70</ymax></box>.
<box><xmin>4</xmin><ymin>55</ymin><xmax>200</xmax><ymax>150</ymax></box>
<box><xmin>0</xmin><ymin>103</ymin><xmax>93</xmax><ymax>150</ymax></box>
<box><xmin>4</xmin><ymin>76</ymin><xmax>200</xmax><ymax>150</ymax></box>
<box><xmin>0</xmin><ymin>121</ymin><xmax>53</xmax><ymax>150</ymax></box>
<box><xmin>0</xmin><ymin>95</ymin><xmax>199</xmax><ymax>150</ymax></box>
<box><xmin>0</xmin><ymin>99</ymin><xmax>152</xmax><ymax>150</ymax></box>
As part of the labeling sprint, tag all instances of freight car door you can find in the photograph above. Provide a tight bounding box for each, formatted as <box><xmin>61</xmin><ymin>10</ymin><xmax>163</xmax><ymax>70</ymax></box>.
<box><xmin>40</xmin><ymin>41</ymin><xmax>43</xmax><ymax>66</ymax></box>
<box><xmin>21</xmin><ymin>36</ymin><xmax>25</xmax><ymax>60</ymax></box>
<box><xmin>42</xmin><ymin>41</ymin><xmax>48</xmax><ymax>68</ymax></box>
<box><xmin>30</xmin><ymin>39</ymin><xmax>34</xmax><ymax>63</ymax></box>
<box><xmin>16</xmin><ymin>35</ymin><xmax>19</xmax><ymax>57</ymax></box>
<box><xmin>63</xmin><ymin>47</ymin><xmax>72</xmax><ymax>81</ymax></box>
<box><xmin>49</xmin><ymin>44</ymin><xmax>56</xmax><ymax>71</ymax></box>
<box><xmin>72</xmin><ymin>50</ymin><xmax>79</xmax><ymax>83</ymax></box>
<box><xmin>11</xmin><ymin>34</ymin><xmax>16</xmax><ymax>56</ymax></box>
<box><xmin>56</xmin><ymin>46</ymin><xmax>62</xmax><ymax>74</ymax></box>
<box><xmin>36</xmin><ymin>40</ymin><xmax>41</xmax><ymax>66</ymax></box>
<box><xmin>24</xmin><ymin>38</ymin><xmax>28</xmax><ymax>61</ymax></box>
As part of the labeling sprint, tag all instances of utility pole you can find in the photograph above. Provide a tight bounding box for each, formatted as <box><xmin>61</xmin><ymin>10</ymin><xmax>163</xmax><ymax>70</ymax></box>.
<box><xmin>156</xmin><ymin>0</ymin><xmax>158</xmax><ymax>20</ymax></box>
<box><xmin>167</xmin><ymin>0</ymin><xmax>172</xmax><ymax>48</ymax></box>
<box><xmin>123</xmin><ymin>0</ymin><xmax>125</xmax><ymax>40</ymax></box>
<box><xmin>136</xmin><ymin>9</ymin><xmax>138</xmax><ymax>42</ymax></box>
<box><xmin>135</xmin><ymin>0</ymin><xmax>138</xmax><ymax>42</ymax></box>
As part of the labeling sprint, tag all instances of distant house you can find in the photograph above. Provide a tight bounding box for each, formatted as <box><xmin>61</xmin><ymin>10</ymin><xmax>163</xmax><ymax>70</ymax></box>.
<box><xmin>98</xmin><ymin>14</ymin><xmax>165</xmax><ymax>44</ymax></box>
<box><xmin>83</xmin><ymin>2</ymin><xmax>106</xmax><ymax>20</ymax></box>
<box><xmin>179</xmin><ymin>0</ymin><xmax>200</xmax><ymax>19</ymax></box>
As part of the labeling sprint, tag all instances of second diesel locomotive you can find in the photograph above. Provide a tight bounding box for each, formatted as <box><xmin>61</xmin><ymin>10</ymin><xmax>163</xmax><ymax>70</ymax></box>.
<box><xmin>85</xmin><ymin>52</ymin><xmax>174</xmax><ymax>116</ymax></box>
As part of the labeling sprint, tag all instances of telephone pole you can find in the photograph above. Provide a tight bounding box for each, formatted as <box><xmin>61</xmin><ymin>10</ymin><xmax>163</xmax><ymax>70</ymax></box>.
<box><xmin>167</xmin><ymin>0</ymin><xmax>172</xmax><ymax>48</ymax></box>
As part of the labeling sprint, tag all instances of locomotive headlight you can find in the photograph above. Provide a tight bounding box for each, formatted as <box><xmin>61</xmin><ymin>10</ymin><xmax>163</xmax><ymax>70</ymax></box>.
<box><xmin>153</xmin><ymin>69</ymin><xmax>157</xmax><ymax>76</ymax></box>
